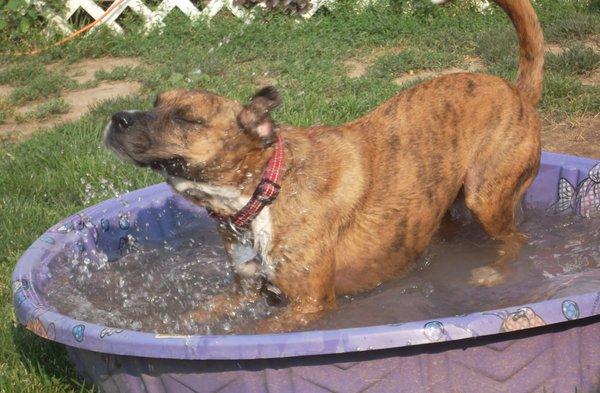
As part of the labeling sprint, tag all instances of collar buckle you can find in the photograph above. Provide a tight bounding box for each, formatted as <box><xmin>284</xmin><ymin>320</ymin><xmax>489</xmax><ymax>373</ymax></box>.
<box><xmin>254</xmin><ymin>179</ymin><xmax>281</xmax><ymax>205</ymax></box>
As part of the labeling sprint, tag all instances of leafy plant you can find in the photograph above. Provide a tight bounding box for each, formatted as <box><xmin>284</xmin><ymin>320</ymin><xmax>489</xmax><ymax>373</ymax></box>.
<box><xmin>0</xmin><ymin>0</ymin><xmax>64</xmax><ymax>46</ymax></box>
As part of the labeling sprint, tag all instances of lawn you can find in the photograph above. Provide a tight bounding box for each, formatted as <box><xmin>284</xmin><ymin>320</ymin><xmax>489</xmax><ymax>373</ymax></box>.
<box><xmin>0</xmin><ymin>0</ymin><xmax>599</xmax><ymax>391</ymax></box>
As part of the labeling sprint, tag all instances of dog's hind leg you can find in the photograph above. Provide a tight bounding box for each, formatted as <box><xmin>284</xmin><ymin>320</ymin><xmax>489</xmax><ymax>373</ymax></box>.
<box><xmin>463</xmin><ymin>146</ymin><xmax>539</xmax><ymax>286</ymax></box>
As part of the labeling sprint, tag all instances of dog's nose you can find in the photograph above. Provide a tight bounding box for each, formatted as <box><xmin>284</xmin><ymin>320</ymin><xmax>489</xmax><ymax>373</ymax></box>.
<box><xmin>112</xmin><ymin>112</ymin><xmax>135</xmax><ymax>130</ymax></box>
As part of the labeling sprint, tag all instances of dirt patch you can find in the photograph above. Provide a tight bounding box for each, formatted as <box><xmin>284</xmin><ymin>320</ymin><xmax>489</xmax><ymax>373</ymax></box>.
<box><xmin>0</xmin><ymin>81</ymin><xmax>141</xmax><ymax>142</ymax></box>
<box><xmin>1</xmin><ymin>57</ymin><xmax>144</xmax><ymax>143</ymax></box>
<box><xmin>585</xmin><ymin>37</ymin><xmax>599</xmax><ymax>53</ymax></box>
<box><xmin>545</xmin><ymin>43</ymin><xmax>566</xmax><ymax>55</ymax></box>
<box><xmin>580</xmin><ymin>69</ymin><xmax>599</xmax><ymax>86</ymax></box>
<box><xmin>345</xmin><ymin>60</ymin><xmax>368</xmax><ymax>78</ymax></box>
<box><xmin>253</xmin><ymin>72</ymin><xmax>278</xmax><ymax>86</ymax></box>
<box><xmin>544</xmin><ymin>40</ymin><xmax>598</xmax><ymax>87</ymax></box>
<box><xmin>343</xmin><ymin>45</ymin><xmax>486</xmax><ymax>82</ymax></box>
<box><xmin>545</xmin><ymin>38</ymin><xmax>600</xmax><ymax>56</ymax></box>
<box><xmin>542</xmin><ymin>115</ymin><xmax>600</xmax><ymax>159</ymax></box>
<box><xmin>47</xmin><ymin>57</ymin><xmax>142</xmax><ymax>84</ymax></box>
<box><xmin>393</xmin><ymin>57</ymin><xmax>485</xmax><ymax>86</ymax></box>
<box><xmin>344</xmin><ymin>44</ymin><xmax>405</xmax><ymax>79</ymax></box>
<box><xmin>0</xmin><ymin>85</ymin><xmax>14</xmax><ymax>100</ymax></box>
<box><xmin>65</xmin><ymin>82</ymin><xmax>141</xmax><ymax>117</ymax></box>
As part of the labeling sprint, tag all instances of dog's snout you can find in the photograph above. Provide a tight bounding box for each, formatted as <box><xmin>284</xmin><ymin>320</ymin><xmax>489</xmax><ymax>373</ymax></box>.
<box><xmin>112</xmin><ymin>111</ymin><xmax>136</xmax><ymax>130</ymax></box>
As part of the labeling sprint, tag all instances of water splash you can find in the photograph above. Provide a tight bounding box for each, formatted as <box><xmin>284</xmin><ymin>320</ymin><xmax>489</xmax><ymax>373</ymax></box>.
<box><xmin>42</xmin><ymin>207</ymin><xmax>600</xmax><ymax>335</ymax></box>
<box><xmin>80</xmin><ymin>174</ymin><xmax>132</xmax><ymax>206</ymax></box>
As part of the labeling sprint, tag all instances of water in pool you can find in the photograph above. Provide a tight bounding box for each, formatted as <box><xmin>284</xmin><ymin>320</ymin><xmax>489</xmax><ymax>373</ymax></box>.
<box><xmin>42</xmin><ymin>207</ymin><xmax>600</xmax><ymax>335</ymax></box>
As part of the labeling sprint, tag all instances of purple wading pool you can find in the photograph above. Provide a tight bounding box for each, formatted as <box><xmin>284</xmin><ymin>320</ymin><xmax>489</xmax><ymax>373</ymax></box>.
<box><xmin>12</xmin><ymin>151</ymin><xmax>600</xmax><ymax>393</ymax></box>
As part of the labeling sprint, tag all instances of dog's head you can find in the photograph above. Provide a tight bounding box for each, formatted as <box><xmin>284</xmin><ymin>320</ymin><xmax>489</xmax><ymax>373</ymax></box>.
<box><xmin>104</xmin><ymin>86</ymin><xmax>282</xmax><ymax>181</ymax></box>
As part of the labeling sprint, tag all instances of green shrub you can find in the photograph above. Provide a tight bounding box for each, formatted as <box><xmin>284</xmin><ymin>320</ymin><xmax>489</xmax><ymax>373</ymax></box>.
<box><xmin>0</xmin><ymin>0</ymin><xmax>64</xmax><ymax>47</ymax></box>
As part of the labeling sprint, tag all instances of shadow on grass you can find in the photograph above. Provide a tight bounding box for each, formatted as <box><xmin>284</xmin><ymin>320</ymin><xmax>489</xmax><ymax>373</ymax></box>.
<box><xmin>10</xmin><ymin>322</ymin><xmax>96</xmax><ymax>391</ymax></box>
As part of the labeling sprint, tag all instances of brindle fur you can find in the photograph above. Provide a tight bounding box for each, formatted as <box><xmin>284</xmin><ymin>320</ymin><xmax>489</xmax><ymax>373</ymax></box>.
<box><xmin>105</xmin><ymin>0</ymin><xmax>544</xmax><ymax>332</ymax></box>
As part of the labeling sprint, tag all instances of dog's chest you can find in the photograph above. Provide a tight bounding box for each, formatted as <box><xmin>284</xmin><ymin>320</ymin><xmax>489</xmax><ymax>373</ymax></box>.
<box><xmin>166</xmin><ymin>176</ymin><xmax>275</xmax><ymax>278</ymax></box>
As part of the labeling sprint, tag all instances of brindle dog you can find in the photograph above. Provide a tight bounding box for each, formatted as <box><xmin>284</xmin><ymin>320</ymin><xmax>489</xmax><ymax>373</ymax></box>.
<box><xmin>105</xmin><ymin>0</ymin><xmax>544</xmax><ymax>332</ymax></box>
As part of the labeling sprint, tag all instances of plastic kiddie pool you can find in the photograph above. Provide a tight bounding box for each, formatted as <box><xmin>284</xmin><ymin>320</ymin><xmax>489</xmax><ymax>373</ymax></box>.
<box><xmin>12</xmin><ymin>151</ymin><xmax>600</xmax><ymax>393</ymax></box>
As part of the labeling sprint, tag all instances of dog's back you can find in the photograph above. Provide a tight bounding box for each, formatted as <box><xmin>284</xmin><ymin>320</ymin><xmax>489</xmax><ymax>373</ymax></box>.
<box><xmin>279</xmin><ymin>0</ymin><xmax>546</xmax><ymax>293</ymax></box>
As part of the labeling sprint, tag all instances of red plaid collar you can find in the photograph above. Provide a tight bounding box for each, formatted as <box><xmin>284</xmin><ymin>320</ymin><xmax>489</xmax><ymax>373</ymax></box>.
<box><xmin>210</xmin><ymin>135</ymin><xmax>284</xmax><ymax>231</ymax></box>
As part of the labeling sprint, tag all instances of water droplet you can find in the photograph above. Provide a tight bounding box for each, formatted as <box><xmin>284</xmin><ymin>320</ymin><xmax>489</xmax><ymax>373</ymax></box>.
<box><xmin>119</xmin><ymin>216</ymin><xmax>130</xmax><ymax>230</ymax></box>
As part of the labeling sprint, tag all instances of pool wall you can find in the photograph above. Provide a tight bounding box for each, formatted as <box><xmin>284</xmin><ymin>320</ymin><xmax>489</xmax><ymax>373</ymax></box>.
<box><xmin>68</xmin><ymin>316</ymin><xmax>600</xmax><ymax>393</ymax></box>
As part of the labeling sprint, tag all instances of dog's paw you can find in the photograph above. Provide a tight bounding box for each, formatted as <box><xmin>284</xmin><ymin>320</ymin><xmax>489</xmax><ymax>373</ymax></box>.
<box><xmin>469</xmin><ymin>266</ymin><xmax>504</xmax><ymax>287</ymax></box>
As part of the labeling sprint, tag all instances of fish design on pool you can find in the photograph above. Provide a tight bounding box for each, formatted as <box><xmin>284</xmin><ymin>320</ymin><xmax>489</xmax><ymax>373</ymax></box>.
<box><xmin>26</xmin><ymin>318</ymin><xmax>55</xmax><ymax>340</ymax></box>
<box><xmin>486</xmin><ymin>307</ymin><xmax>546</xmax><ymax>332</ymax></box>
<box><xmin>100</xmin><ymin>327</ymin><xmax>124</xmax><ymax>338</ymax></box>
<box><xmin>553</xmin><ymin>162</ymin><xmax>600</xmax><ymax>218</ymax></box>
<box><xmin>13</xmin><ymin>279</ymin><xmax>30</xmax><ymax>306</ymax></box>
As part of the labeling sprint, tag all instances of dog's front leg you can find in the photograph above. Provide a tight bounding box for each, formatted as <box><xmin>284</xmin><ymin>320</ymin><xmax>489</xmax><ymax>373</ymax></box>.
<box><xmin>251</xmin><ymin>252</ymin><xmax>338</xmax><ymax>334</ymax></box>
<box><xmin>251</xmin><ymin>302</ymin><xmax>331</xmax><ymax>334</ymax></box>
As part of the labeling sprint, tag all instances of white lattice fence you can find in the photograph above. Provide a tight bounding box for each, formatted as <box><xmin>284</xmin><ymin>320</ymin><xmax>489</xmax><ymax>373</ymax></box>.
<box><xmin>30</xmin><ymin>0</ymin><xmax>377</xmax><ymax>34</ymax></box>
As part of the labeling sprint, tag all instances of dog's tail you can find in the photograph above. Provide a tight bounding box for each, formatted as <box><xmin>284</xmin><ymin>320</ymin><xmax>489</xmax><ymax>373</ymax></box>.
<box><xmin>432</xmin><ymin>0</ymin><xmax>544</xmax><ymax>106</ymax></box>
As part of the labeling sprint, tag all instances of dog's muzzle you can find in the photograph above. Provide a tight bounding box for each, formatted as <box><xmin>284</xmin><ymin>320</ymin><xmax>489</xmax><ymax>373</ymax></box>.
<box><xmin>113</xmin><ymin>111</ymin><xmax>137</xmax><ymax>130</ymax></box>
<box><xmin>103</xmin><ymin>110</ymin><xmax>146</xmax><ymax>164</ymax></box>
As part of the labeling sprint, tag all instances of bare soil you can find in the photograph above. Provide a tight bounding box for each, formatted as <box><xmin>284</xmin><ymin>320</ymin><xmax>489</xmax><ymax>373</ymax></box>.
<box><xmin>0</xmin><ymin>57</ymin><xmax>143</xmax><ymax>143</ymax></box>
<box><xmin>344</xmin><ymin>44</ymin><xmax>405</xmax><ymax>79</ymax></box>
<box><xmin>344</xmin><ymin>59</ymin><xmax>368</xmax><ymax>78</ymax></box>
<box><xmin>542</xmin><ymin>115</ymin><xmax>600</xmax><ymax>159</ymax></box>
<box><xmin>545</xmin><ymin>42</ymin><xmax>567</xmax><ymax>55</ymax></box>
<box><xmin>580</xmin><ymin>68</ymin><xmax>599</xmax><ymax>86</ymax></box>
<box><xmin>392</xmin><ymin>56</ymin><xmax>486</xmax><ymax>86</ymax></box>
<box><xmin>0</xmin><ymin>85</ymin><xmax>14</xmax><ymax>99</ymax></box>
<box><xmin>545</xmin><ymin>40</ymin><xmax>599</xmax><ymax>88</ymax></box>
<box><xmin>64</xmin><ymin>57</ymin><xmax>142</xmax><ymax>84</ymax></box>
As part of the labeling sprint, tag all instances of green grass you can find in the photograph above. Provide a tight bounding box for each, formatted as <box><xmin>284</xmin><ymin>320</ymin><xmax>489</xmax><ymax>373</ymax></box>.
<box><xmin>544</xmin><ymin>12</ymin><xmax>600</xmax><ymax>41</ymax></box>
<box><xmin>8</xmin><ymin>74</ymin><xmax>76</xmax><ymax>106</ymax></box>
<box><xmin>0</xmin><ymin>63</ymin><xmax>47</xmax><ymax>86</ymax></box>
<box><xmin>17</xmin><ymin>98</ymin><xmax>71</xmax><ymax>122</ymax></box>
<box><xmin>546</xmin><ymin>44</ymin><xmax>600</xmax><ymax>75</ymax></box>
<box><xmin>370</xmin><ymin>48</ymin><xmax>464</xmax><ymax>78</ymax></box>
<box><xmin>94</xmin><ymin>65</ymin><xmax>144</xmax><ymax>82</ymax></box>
<box><xmin>0</xmin><ymin>102</ymin><xmax>12</xmax><ymax>124</ymax></box>
<box><xmin>0</xmin><ymin>0</ymin><xmax>599</xmax><ymax>391</ymax></box>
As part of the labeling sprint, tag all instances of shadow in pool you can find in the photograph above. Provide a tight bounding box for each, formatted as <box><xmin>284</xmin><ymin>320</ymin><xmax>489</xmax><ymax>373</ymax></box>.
<box><xmin>92</xmin><ymin>197</ymin><xmax>209</xmax><ymax>263</ymax></box>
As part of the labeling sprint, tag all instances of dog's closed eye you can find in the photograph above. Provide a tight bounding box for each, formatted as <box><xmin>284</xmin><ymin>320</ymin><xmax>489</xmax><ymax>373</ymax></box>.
<box><xmin>172</xmin><ymin>110</ymin><xmax>207</xmax><ymax>127</ymax></box>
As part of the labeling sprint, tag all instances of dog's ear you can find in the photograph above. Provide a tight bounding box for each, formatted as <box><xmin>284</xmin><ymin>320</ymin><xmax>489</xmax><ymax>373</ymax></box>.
<box><xmin>237</xmin><ymin>86</ymin><xmax>281</xmax><ymax>143</ymax></box>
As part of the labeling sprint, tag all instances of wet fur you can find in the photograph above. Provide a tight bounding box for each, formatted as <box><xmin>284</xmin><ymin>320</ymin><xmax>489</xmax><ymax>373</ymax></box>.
<box><xmin>105</xmin><ymin>0</ymin><xmax>544</xmax><ymax>332</ymax></box>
